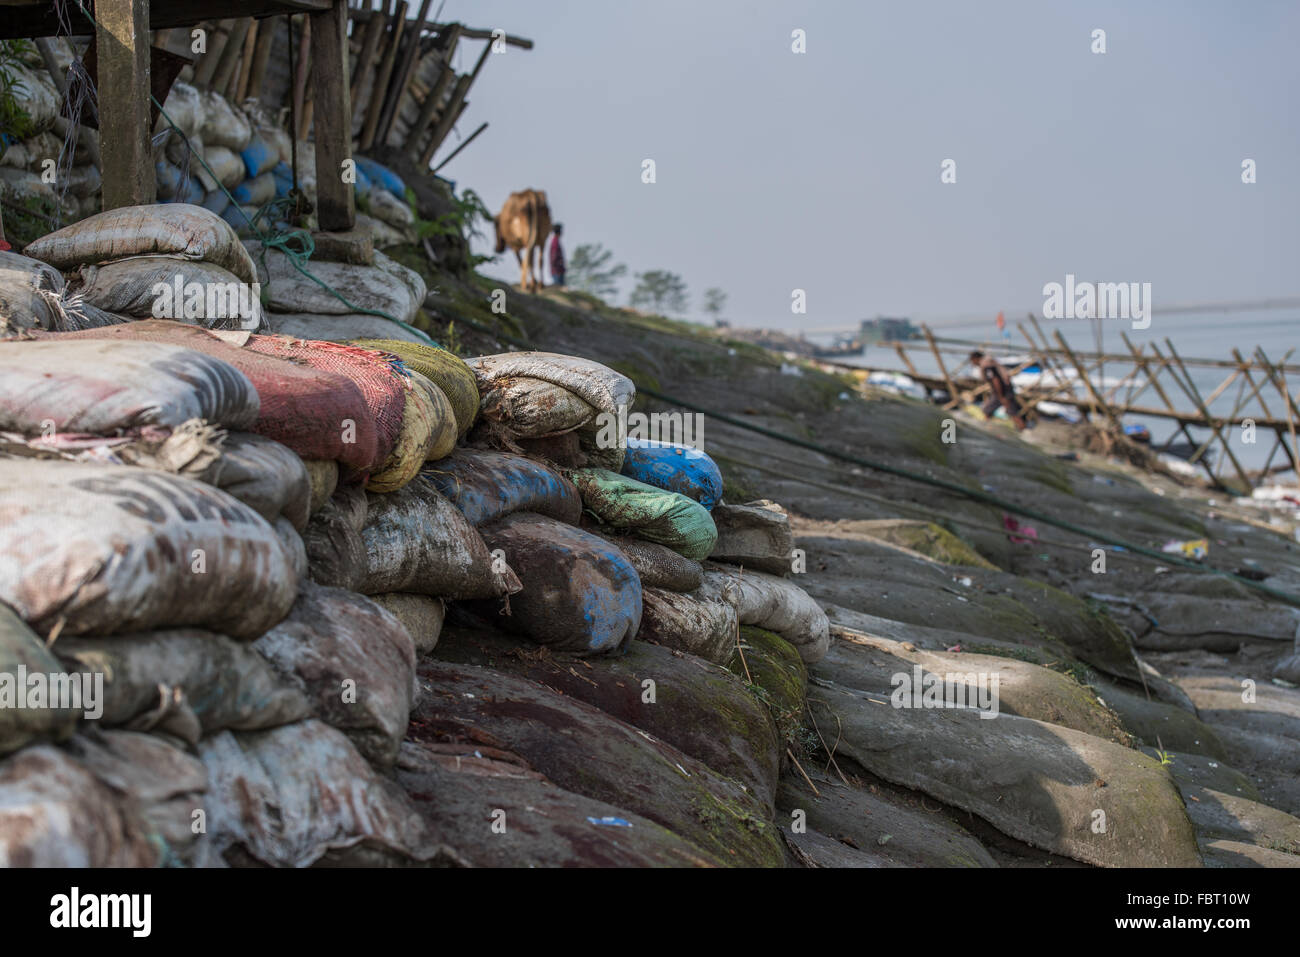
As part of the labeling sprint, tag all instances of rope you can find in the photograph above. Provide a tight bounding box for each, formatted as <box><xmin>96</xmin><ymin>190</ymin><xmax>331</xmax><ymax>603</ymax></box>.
<box><xmin>58</xmin><ymin>0</ymin><xmax>436</xmax><ymax>346</ymax></box>
<box><xmin>447</xmin><ymin>311</ymin><xmax>1300</xmax><ymax>609</ymax></box>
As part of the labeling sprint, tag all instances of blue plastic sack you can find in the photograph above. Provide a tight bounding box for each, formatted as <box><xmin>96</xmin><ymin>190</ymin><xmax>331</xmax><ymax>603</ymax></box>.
<box><xmin>352</xmin><ymin>165</ymin><xmax>373</xmax><ymax>197</ymax></box>
<box><xmin>241</xmin><ymin>135</ymin><xmax>279</xmax><ymax>179</ymax></box>
<box><xmin>271</xmin><ymin>161</ymin><xmax>294</xmax><ymax>199</ymax></box>
<box><xmin>423</xmin><ymin>449</ymin><xmax>582</xmax><ymax>527</ymax></box>
<box><xmin>355</xmin><ymin>157</ymin><xmax>406</xmax><ymax>199</ymax></box>
<box><xmin>200</xmin><ymin>187</ymin><xmax>230</xmax><ymax>215</ymax></box>
<box><xmin>619</xmin><ymin>438</ymin><xmax>723</xmax><ymax>510</ymax></box>
<box><xmin>163</xmin><ymin>172</ymin><xmax>205</xmax><ymax>205</ymax></box>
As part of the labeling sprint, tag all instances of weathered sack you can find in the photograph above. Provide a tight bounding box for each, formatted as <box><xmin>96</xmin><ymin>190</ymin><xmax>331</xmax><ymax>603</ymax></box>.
<box><xmin>423</xmin><ymin>448</ymin><xmax>583</xmax><ymax>526</ymax></box>
<box><xmin>472</xmin><ymin>512</ymin><xmax>643</xmax><ymax>656</ymax></box>
<box><xmin>24</xmin><ymin>203</ymin><xmax>259</xmax><ymax>286</ymax></box>
<box><xmin>479</xmin><ymin>376</ymin><xmax>596</xmax><ymax>437</ymax></box>
<box><xmin>253</xmin><ymin>583</ymin><xmax>417</xmax><ymax>768</ymax></box>
<box><xmin>359</xmin><ymin>477</ymin><xmax>522</xmax><ymax>599</ymax></box>
<box><xmin>303</xmin><ymin>484</ymin><xmax>369</xmax><ymax>590</ymax></box>
<box><xmin>0</xmin><ymin>459</ymin><xmax>299</xmax><ymax>639</ymax></box>
<box><xmin>621</xmin><ymin>438</ymin><xmax>723</xmax><ymax>510</ymax></box>
<box><xmin>568</xmin><ymin>468</ymin><xmax>718</xmax><ymax>560</ymax></box>
<box><xmin>351</xmin><ymin>338</ymin><xmax>479</xmax><ymax>437</ymax></box>
<box><xmin>0</xmin><ymin>605</ymin><xmax>81</xmax><ymax>756</ymax></box>
<box><xmin>207</xmin><ymin>432</ymin><xmax>312</xmax><ymax>531</ymax></box>
<box><xmin>264</xmin><ymin>312</ymin><xmax>430</xmax><ymax>345</ymax></box>
<box><xmin>0</xmin><ymin>338</ymin><xmax>259</xmax><ymax>435</ymax></box>
<box><xmin>366</xmin><ymin>371</ymin><xmax>457</xmax><ymax>493</ymax></box>
<box><xmin>367</xmin><ymin>594</ymin><xmax>445</xmax><ymax>655</ymax></box>
<box><xmin>636</xmin><ymin>584</ymin><xmax>738</xmax><ymax>664</ymax></box>
<box><xmin>249</xmin><ymin>246</ymin><xmax>425</xmax><ymax>324</ymax></box>
<box><xmin>71</xmin><ymin>256</ymin><xmax>263</xmax><ymax>330</ymax></box>
<box><xmin>702</xmin><ymin>567</ymin><xmax>830</xmax><ymax>664</ymax></box>
<box><xmin>596</xmin><ymin>534</ymin><xmax>703</xmax><ymax>592</ymax></box>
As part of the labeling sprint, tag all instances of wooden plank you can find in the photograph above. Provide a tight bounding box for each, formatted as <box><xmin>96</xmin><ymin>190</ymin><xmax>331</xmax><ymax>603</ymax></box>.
<box><xmin>98</xmin><ymin>0</ymin><xmax>155</xmax><ymax>209</ymax></box>
<box><xmin>0</xmin><ymin>1</ymin><xmax>333</xmax><ymax>39</ymax></box>
<box><xmin>922</xmin><ymin>324</ymin><xmax>960</xmax><ymax>407</ymax></box>
<box><xmin>406</xmin><ymin>52</ymin><xmax>457</xmax><ymax>159</ymax></box>
<box><xmin>360</xmin><ymin>0</ymin><xmax>407</xmax><ymax>150</ymax></box>
<box><xmin>418</xmin><ymin>76</ymin><xmax>467</xmax><ymax>165</ymax></box>
<box><xmin>431</xmin><ymin>119</ymin><xmax>486</xmax><ymax>172</ymax></box>
<box><xmin>293</xmin><ymin>17</ymin><xmax>313</xmax><ymax>141</ymax></box>
<box><xmin>348</xmin><ymin>7</ymin><xmax>384</xmax><ymax>105</ymax></box>
<box><xmin>246</xmin><ymin>14</ymin><xmax>277</xmax><ymax>100</ymax></box>
<box><xmin>310</xmin><ymin>0</ymin><xmax>356</xmax><ymax>230</ymax></box>
<box><xmin>1159</xmin><ymin>340</ymin><xmax>1252</xmax><ymax>489</ymax></box>
<box><xmin>375</xmin><ymin>0</ymin><xmax>434</xmax><ymax>144</ymax></box>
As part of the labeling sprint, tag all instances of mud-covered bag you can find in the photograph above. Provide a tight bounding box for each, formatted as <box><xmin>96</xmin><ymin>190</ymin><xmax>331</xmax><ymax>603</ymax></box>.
<box><xmin>253</xmin><ymin>582</ymin><xmax>417</xmax><ymax>767</ymax></box>
<box><xmin>71</xmin><ymin>257</ymin><xmax>263</xmax><ymax>330</ymax></box>
<box><xmin>636</xmin><ymin>584</ymin><xmax>738</xmax><ymax>664</ymax></box>
<box><xmin>479</xmin><ymin>376</ymin><xmax>596</xmax><ymax>437</ymax></box>
<box><xmin>0</xmin><ymin>460</ymin><xmax>299</xmax><ymax>638</ymax></box>
<box><xmin>351</xmin><ymin>338</ymin><xmax>479</xmax><ymax>437</ymax></box>
<box><xmin>0</xmin><ymin>338</ymin><xmax>259</xmax><ymax>435</ymax></box>
<box><xmin>597</xmin><ymin>534</ymin><xmax>703</xmax><ymax>592</ymax></box>
<box><xmin>25</xmin><ymin>203</ymin><xmax>259</xmax><ymax>285</ymax></box>
<box><xmin>569</xmin><ymin>468</ymin><xmax>717</xmax><ymax>560</ymax></box>
<box><xmin>621</xmin><ymin>438</ymin><xmax>723</xmax><ymax>510</ymax></box>
<box><xmin>472</xmin><ymin>512</ymin><xmax>643</xmax><ymax>656</ymax></box>
<box><xmin>359</xmin><ymin>477</ymin><xmax>521</xmax><ymax>599</ymax></box>
<box><xmin>249</xmin><ymin>246</ymin><xmax>425</xmax><ymax>324</ymax></box>
<box><xmin>303</xmin><ymin>484</ymin><xmax>369</xmax><ymax>590</ymax></box>
<box><xmin>423</xmin><ymin>448</ymin><xmax>582</xmax><ymax>526</ymax></box>
<box><xmin>207</xmin><ymin>432</ymin><xmax>312</xmax><ymax>531</ymax></box>
<box><xmin>0</xmin><ymin>605</ymin><xmax>81</xmax><ymax>756</ymax></box>
<box><xmin>366</xmin><ymin>371</ymin><xmax>457</xmax><ymax>493</ymax></box>
<box><xmin>702</xmin><ymin>567</ymin><xmax>829</xmax><ymax>664</ymax></box>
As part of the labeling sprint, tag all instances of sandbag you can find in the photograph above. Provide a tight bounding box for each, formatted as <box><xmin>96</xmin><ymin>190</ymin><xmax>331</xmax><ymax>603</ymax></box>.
<box><xmin>0</xmin><ymin>746</ymin><xmax>157</xmax><ymax>867</ymax></box>
<box><xmin>62</xmin><ymin>728</ymin><xmax>208</xmax><ymax>866</ymax></box>
<box><xmin>249</xmin><ymin>245</ymin><xmax>425</xmax><ymax>323</ymax></box>
<box><xmin>42</xmin><ymin>321</ymin><xmax>379</xmax><ymax>473</ymax></box>
<box><xmin>366</xmin><ymin>186</ymin><xmax>414</xmax><ymax>228</ymax></box>
<box><xmin>355</xmin><ymin>156</ymin><xmax>406</xmax><ymax>198</ymax></box>
<box><xmin>708</xmin><ymin>500</ymin><xmax>796</xmax><ymax>574</ymax></box>
<box><xmin>0</xmin><ymin>338</ymin><xmax>259</xmax><ymax>434</ymax></box>
<box><xmin>472</xmin><ymin>512</ymin><xmax>642</xmax><ymax>656</ymax></box>
<box><xmin>201</xmin><ymin>186</ymin><xmax>231</xmax><ymax>215</ymax></box>
<box><xmin>357</xmin><ymin>211</ymin><xmax>408</xmax><ymax>249</ymax></box>
<box><xmin>252</xmin><ymin>582</ymin><xmax>417</xmax><ymax>767</ymax></box>
<box><xmin>55</xmin><ymin>629</ymin><xmax>310</xmax><ymax>745</ymax></box>
<box><xmin>467</xmin><ymin>352</ymin><xmax>635</xmax><ymax>469</ymax></box>
<box><xmin>70</xmin><ymin>256</ymin><xmax>263</xmax><ymax>330</ymax></box>
<box><xmin>568</xmin><ymin>468</ymin><xmax>718</xmax><ymax>560</ymax></box>
<box><xmin>158</xmin><ymin>81</ymin><xmax>203</xmax><ymax>138</ymax></box>
<box><xmin>423</xmin><ymin>448</ymin><xmax>582</xmax><ymax>526</ymax></box>
<box><xmin>241</xmin><ymin>134</ymin><xmax>279</xmax><ymax>178</ymax></box>
<box><xmin>264</xmin><ymin>312</ymin><xmax>430</xmax><ymax>344</ymax></box>
<box><xmin>199</xmin><ymin>89</ymin><xmax>252</xmax><ymax>151</ymax></box>
<box><xmin>0</xmin><ymin>459</ymin><xmax>299</xmax><ymax>638</ymax></box>
<box><xmin>304</xmin><ymin>459</ymin><xmax>339</xmax><ymax>514</ymax></box>
<box><xmin>244</xmin><ymin>334</ymin><xmax>408</xmax><ymax>471</ymax></box>
<box><xmin>597</xmin><ymin>534</ymin><xmax>703</xmax><ymax>592</ymax></box>
<box><xmin>636</xmin><ymin>584</ymin><xmax>738</xmax><ymax>663</ymax></box>
<box><xmin>194</xmin><ymin>720</ymin><xmax>438</xmax><ymax>867</ymax></box>
<box><xmin>621</xmin><ymin>437</ymin><xmax>723</xmax><ymax>510</ymax></box>
<box><xmin>0</xmin><ymin>249</ymin><xmax>66</xmax><ymax>329</ymax></box>
<box><xmin>351</xmin><ymin>338</ymin><xmax>479</xmax><ymax>437</ymax></box>
<box><xmin>209</xmin><ymin>432</ymin><xmax>312</xmax><ymax>531</ymax></box>
<box><xmin>203</xmin><ymin>144</ymin><xmax>246</xmax><ymax>189</ymax></box>
<box><xmin>702</xmin><ymin>567</ymin><xmax>830</xmax><ymax>664</ymax></box>
<box><xmin>6</xmin><ymin>63</ymin><xmax>59</xmax><ymax>133</ymax></box>
<box><xmin>366</xmin><ymin>371</ymin><xmax>457</xmax><ymax>493</ymax></box>
<box><xmin>479</xmin><ymin>376</ymin><xmax>597</xmax><ymax>437</ymax></box>
<box><xmin>303</xmin><ymin>484</ymin><xmax>369</xmax><ymax>590</ymax></box>
<box><xmin>367</xmin><ymin>594</ymin><xmax>444</xmax><ymax>655</ymax></box>
<box><xmin>232</xmin><ymin>171</ymin><xmax>276</xmax><ymax>206</ymax></box>
<box><xmin>0</xmin><ymin>605</ymin><xmax>81</xmax><ymax>756</ymax></box>
<box><xmin>359</xmin><ymin>477</ymin><xmax>522</xmax><ymax>599</ymax></box>
<box><xmin>24</xmin><ymin>203</ymin><xmax>259</xmax><ymax>285</ymax></box>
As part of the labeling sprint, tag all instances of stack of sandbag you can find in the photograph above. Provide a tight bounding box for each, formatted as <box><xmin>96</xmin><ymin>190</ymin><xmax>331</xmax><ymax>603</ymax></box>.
<box><xmin>248</xmin><ymin>243</ymin><xmax>428</xmax><ymax>343</ymax></box>
<box><xmin>24</xmin><ymin>204</ymin><xmax>263</xmax><ymax>330</ymax></box>
<box><xmin>467</xmin><ymin>351</ymin><xmax>636</xmax><ymax>469</ymax></box>
<box><xmin>0</xmin><ymin>250</ymin><xmax>125</xmax><ymax>333</ymax></box>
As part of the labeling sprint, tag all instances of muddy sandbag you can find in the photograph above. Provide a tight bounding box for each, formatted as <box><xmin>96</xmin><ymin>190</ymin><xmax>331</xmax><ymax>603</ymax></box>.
<box><xmin>158</xmin><ymin>81</ymin><xmax>203</xmax><ymax>138</ymax></box>
<box><xmin>303</xmin><ymin>459</ymin><xmax>338</xmax><ymax>514</ymax></box>
<box><xmin>0</xmin><ymin>459</ymin><xmax>298</xmax><ymax>638</ymax></box>
<box><xmin>249</xmin><ymin>245</ymin><xmax>425</xmax><ymax>323</ymax></box>
<box><xmin>252</xmin><ymin>583</ymin><xmax>416</xmax><ymax>768</ymax></box>
<box><xmin>24</xmin><ymin>203</ymin><xmax>258</xmax><ymax>286</ymax></box>
<box><xmin>264</xmin><ymin>312</ymin><xmax>430</xmax><ymax>344</ymax></box>
<box><xmin>368</xmin><ymin>593</ymin><xmax>445</xmax><ymax>654</ymax></box>
<box><xmin>303</xmin><ymin>484</ymin><xmax>369</xmax><ymax>590</ymax></box>
<box><xmin>194</xmin><ymin>719</ymin><xmax>438</xmax><ymax>867</ymax></box>
<box><xmin>0</xmin><ymin>250</ymin><xmax>65</xmax><ymax>329</ymax></box>
<box><xmin>0</xmin><ymin>745</ymin><xmax>158</xmax><ymax>867</ymax></box>
<box><xmin>468</xmin><ymin>352</ymin><xmax>635</xmax><ymax>469</ymax></box>
<box><xmin>42</xmin><ymin>322</ymin><xmax>379</xmax><ymax>473</ymax></box>
<box><xmin>597</xmin><ymin>534</ymin><xmax>703</xmax><ymax>592</ymax></box>
<box><xmin>0</xmin><ymin>338</ymin><xmax>258</xmax><ymax>435</ymax></box>
<box><xmin>569</xmin><ymin>468</ymin><xmax>718</xmax><ymax>560</ymax></box>
<box><xmin>70</xmin><ymin>256</ymin><xmax>263</xmax><ymax>330</ymax></box>
<box><xmin>423</xmin><ymin>448</ymin><xmax>583</xmax><ymax>526</ymax></box>
<box><xmin>479</xmin><ymin>376</ymin><xmax>596</xmax><ymax>437</ymax></box>
<box><xmin>351</xmin><ymin>338</ymin><xmax>479</xmax><ymax>437</ymax></box>
<box><xmin>472</xmin><ymin>512</ymin><xmax>642</xmax><ymax>656</ymax></box>
<box><xmin>232</xmin><ymin>171</ymin><xmax>276</xmax><ymax>207</ymax></box>
<box><xmin>366</xmin><ymin>371</ymin><xmax>457</xmax><ymax>492</ymax></box>
<box><xmin>359</xmin><ymin>477</ymin><xmax>521</xmax><ymax>599</ymax></box>
<box><xmin>412</xmin><ymin>661</ymin><xmax>783</xmax><ymax>866</ymax></box>
<box><xmin>0</xmin><ymin>605</ymin><xmax>81</xmax><ymax>756</ymax></box>
<box><xmin>62</xmin><ymin>728</ymin><xmax>209</xmax><ymax>866</ymax></box>
<box><xmin>366</xmin><ymin>186</ymin><xmax>414</xmax><ymax>228</ymax></box>
<box><xmin>199</xmin><ymin>89</ymin><xmax>252</xmax><ymax>151</ymax></box>
<box><xmin>708</xmin><ymin>500</ymin><xmax>796</xmax><ymax>575</ymax></box>
<box><xmin>55</xmin><ymin>629</ymin><xmax>309</xmax><ymax>745</ymax></box>
<box><xmin>636</xmin><ymin>584</ymin><xmax>738</xmax><ymax>663</ymax></box>
<box><xmin>621</xmin><ymin>438</ymin><xmax>723</xmax><ymax>510</ymax></box>
<box><xmin>206</xmin><ymin>432</ymin><xmax>312</xmax><ymax>531</ymax></box>
<box><xmin>703</xmin><ymin>567</ymin><xmax>830</xmax><ymax>664</ymax></box>
<box><xmin>6</xmin><ymin>63</ymin><xmax>59</xmax><ymax>133</ymax></box>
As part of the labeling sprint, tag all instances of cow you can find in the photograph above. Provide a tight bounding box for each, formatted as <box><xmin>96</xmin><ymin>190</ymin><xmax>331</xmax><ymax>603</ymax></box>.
<box><xmin>493</xmin><ymin>189</ymin><xmax>552</xmax><ymax>292</ymax></box>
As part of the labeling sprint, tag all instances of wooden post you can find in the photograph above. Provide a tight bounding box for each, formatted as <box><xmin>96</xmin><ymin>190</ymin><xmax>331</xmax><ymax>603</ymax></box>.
<box><xmin>1254</xmin><ymin>347</ymin><xmax>1300</xmax><ymax>483</ymax></box>
<box><xmin>234</xmin><ymin>20</ymin><xmax>259</xmax><ymax>100</ymax></box>
<box><xmin>193</xmin><ymin>19</ymin><xmax>233</xmax><ymax>88</ymax></box>
<box><xmin>405</xmin><ymin>22</ymin><xmax>460</xmax><ymax>158</ymax></box>
<box><xmin>1053</xmin><ymin>330</ymin><xmax>1122</xmax><ymax>431</ymax></box>
<box><xmin>376</xmin><ymin>0</ymin><xmax>433</xmax><ymax>144</ymax></box>
<box><xmin>293</xmin><ymin>17</ymin><xmax>313</xmax><ymax>140</ymax></box>
<box><xmin>211</xmin><ymin>18</ymin><xmax>252</xmax><ymax>98</ymax></box>
<box><xmin>97</xmin><ymin>0</ymin><xmax>155</xmax><ymax>209</ymax></box>
<box><xmin>419</xmin><ymin>37</ymin><xmax>491</xmax><ymax>165</ymax></box>
<box><xmin>922</xmin><ymin>324</ymin><xmax>961</xmax><ymax>406</ymax></box>
<box><xmin>311</xmin><ymin>0</ymin><xmax>356</xmax><ymax>231</ymax></box>
<box><xmin>246</xmin><ymin>16</ymin><xmax>277</xmax><ymax>101</ymax></box>
<box><xmin>360</xmin><ymin>0</ymin><xmax>407</xmax><ymax>150</ymax></box>
<box><xmin>1160</xmin><ymin>340</ymin><xmax>1252</xmax><ymax>489</ymax></box>
<box><xmin>431</xmin><ymin>119</ymin><xmax>486</xmax><ymax>172</ymax></box>
<box><xmin>348</xmin><ymin>9</ymin><xmax>385</xmax><ymax>106</ymax></box>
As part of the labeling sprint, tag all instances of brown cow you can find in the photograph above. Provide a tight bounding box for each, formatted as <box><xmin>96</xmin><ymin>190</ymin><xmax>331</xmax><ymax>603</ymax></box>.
<box><xmin>493</xmin><ymin>189</ymin><xmax>552</xmax><ymax>292</ymax></box>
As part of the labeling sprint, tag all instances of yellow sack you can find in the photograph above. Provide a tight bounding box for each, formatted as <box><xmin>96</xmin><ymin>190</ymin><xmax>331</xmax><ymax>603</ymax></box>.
<box><xmin>351</xmin><ymin>339</ymin><xmax>479</xmax><ymax>437</ymax></box>
<box><xmin>366</xmin><ymin>372</ymin><xmax>456</xmax><ymax>493</ymax></box>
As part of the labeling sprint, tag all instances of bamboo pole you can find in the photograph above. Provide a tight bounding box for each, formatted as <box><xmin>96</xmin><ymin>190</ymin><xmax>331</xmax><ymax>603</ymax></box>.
<box><xmin>234</xmin><ymin>20</ymin><xmax>259</xmax><ymax>100</ymax></box>
<box><xmin>245</xmin><ymin>15</ymin><xmax>276</xmax><ymax>100</ymax></box>
<box><xmin>360</xmin><ymin>0</ymin><xmax>407</xmax><ymax>150</ymax></box>
<box><xmin>1254</xmin><ymin>346</ymin><xmax>1300</xmax><ymax>483</ymax></box>
<box><xmin>418</xmin><ymin>35</ymin><xmax>491</xmax><ymax>165</ymax></box>
<box><xmin>922</xmin><ymin>324</ymin><xmax>961</xmax><ymax>407</ymax></box>
<box><xmin>1159</xmin><ymin>340</ymin><xmax>1252</xmax><ymax>489</ymax></box>
<box><xmin>376</xmin><ymin>0</ymin><xmax>434</xmax><ymax>144</ymax></box>
<box><xmin>431</xmin><ymin>119</ymin><xmax>487</xmax><ymax>172</ymax></box>
<box><xmin>210</xmin><ymin>17</ymin><xmax>251</xmax><ymax>95</ymax></box>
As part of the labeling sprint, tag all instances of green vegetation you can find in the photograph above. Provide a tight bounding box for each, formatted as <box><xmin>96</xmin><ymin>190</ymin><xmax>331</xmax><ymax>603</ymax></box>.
<box><xmin>630</xmin><ymin>269</ymin><xmax>689</xmax><ymax>316</ymax></box>
<box><xmin>568</xmin><ymin>243</ymin><xmax>627</xmax><ymax>299</ymax></box>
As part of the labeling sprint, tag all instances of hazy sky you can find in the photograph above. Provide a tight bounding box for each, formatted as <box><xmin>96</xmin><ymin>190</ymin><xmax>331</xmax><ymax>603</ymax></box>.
<box><xmin>430</xmin><ymin>0</ymin><xmax>1299</xmax><ymax>331</ymax></box>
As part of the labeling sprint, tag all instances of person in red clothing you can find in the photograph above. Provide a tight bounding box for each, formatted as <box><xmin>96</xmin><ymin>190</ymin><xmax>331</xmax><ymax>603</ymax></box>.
<box><xmin>969</xmin><ymin>350</ymin><xmax>1028</xmax><ymax>430</ymax></box>
<box><xmin>548</xmin><ymin>223</ymin><xmax>565</xmax><ymax>286</ymax></box>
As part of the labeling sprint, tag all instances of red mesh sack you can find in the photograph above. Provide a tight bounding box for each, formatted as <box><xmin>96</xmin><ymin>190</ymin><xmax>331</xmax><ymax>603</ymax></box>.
<box><xmin>21</xmin><ymin>321</ymin><xmax>379</xmax><ymax>473</ymax></box>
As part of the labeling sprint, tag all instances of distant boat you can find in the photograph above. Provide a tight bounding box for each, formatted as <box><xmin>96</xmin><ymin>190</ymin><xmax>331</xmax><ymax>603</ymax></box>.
<box><xmin>859</xmin><ymin>317</ymin><xmax>921</xmax><ymax>344</ymax></box>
